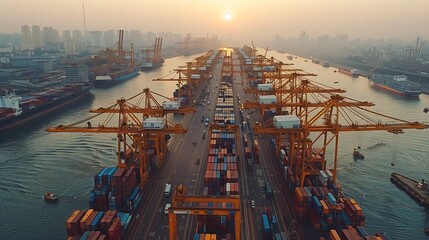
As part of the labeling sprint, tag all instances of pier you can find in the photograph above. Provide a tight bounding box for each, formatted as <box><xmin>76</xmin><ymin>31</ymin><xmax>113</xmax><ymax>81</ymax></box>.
<box><xmin>390</xmin><ymin>172</ymin><xmax>429</xmax><ymax>206</ymax></box>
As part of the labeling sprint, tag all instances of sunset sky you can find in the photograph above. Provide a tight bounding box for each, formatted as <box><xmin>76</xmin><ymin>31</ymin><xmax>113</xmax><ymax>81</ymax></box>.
<box><xmin>1</xmin><ymin>0</ymin><xmax>428</xmax><ymax>42</ymax></box>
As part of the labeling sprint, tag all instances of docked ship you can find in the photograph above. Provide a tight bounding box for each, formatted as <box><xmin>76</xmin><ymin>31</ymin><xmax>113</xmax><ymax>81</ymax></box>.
<box><xmin>93</xmin><ymin>67</ymin><xmax>140</xmax><ymax>87</ymax></box>
<box><xmin>90</xmin><ymin>30</ymin><xmax>139</xmax><ymax>87</ymax></box>
<box><xmin>338</xmin><ymin>68</ymin><xmax>360</xmax><ymax>77</ymax></box>
<box><xmin>370</xmin><ymin>74</ymin><xmax>422</xmax><ymax>97</ymax></box>
<box><xmin>141</xmin><ymin>37</ymin><xmax>165</xmax><ymax>71</ymax></box>
<box><xmin>0</xmin><ymin>83</ymin><xmax>92</xmax><ymax>132</ymax></box>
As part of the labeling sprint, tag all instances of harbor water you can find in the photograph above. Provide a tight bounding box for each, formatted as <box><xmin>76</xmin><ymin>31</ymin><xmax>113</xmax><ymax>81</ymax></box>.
<box><xmin>1</xmin><ymin>51</ymin><xmax>429</xmax><ymax>239</ymax></box>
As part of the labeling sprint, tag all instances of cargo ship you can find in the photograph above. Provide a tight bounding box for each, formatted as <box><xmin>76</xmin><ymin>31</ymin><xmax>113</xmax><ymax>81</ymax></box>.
<box><xmin>0</xmin><ymin>83</ymin><xmax>91</xmax><ymax>132</ymax></box>
<box><xmin>93</xmin><ymin>67</ymin><xmax>140</xmax><ymax>87</ymax></box>
<box><xmin>338</xmin><ymin>68</ymin><xmax>360</xmax><ymax>77</ymax></box>
<box><xmin>370</xmin><ymin>74</ymin><xmax>422</xmax><ymax>97</ymax></box>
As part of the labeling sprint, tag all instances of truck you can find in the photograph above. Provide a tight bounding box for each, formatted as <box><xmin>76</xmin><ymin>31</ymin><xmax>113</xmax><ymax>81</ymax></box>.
<box><xmin>265</xmin><ymin>181</ymin><xmax>273</xmax><ymax>199</ymax></box>
<box><xmin>164</xmin><ymin>183</ymin><xmax>172</xmax><ymax>196</ymax></box>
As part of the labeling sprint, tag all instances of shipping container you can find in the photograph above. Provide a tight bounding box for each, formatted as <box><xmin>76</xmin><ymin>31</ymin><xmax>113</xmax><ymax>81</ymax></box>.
<box><xmin>273</xmin><ymin>115</ymin><xmax>300</xmax><ymax>129</ymax></box>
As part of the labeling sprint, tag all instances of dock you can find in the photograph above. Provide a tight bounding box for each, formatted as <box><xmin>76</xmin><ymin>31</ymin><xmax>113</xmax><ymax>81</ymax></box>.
<box><xmin>390</xmin><ymin>172</ymin><xmax>429</xmax><ymax>206</ymax></box>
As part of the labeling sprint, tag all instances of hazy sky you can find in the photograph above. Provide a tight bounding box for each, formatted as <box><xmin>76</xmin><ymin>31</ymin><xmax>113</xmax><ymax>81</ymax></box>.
<box><xmin>1</xmin><ymin>0</ymin><xmax>428</xmax><ymax>42</ymax></box>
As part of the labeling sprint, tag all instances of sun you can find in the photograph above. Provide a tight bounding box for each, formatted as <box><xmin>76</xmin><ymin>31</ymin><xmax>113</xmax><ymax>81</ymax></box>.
<box><xmin>223</xmin><ymin>12</ymin><xmax>233</xmax><ymax>21</ymax></box>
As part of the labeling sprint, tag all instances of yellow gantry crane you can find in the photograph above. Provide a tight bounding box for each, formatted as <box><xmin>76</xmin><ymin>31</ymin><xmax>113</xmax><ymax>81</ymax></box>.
<box><xmin>47</xmin><ymin>89</ymin><xmax>194</xmax><ymax>188</ymax></box>
<box><xmin>168</xmin><ymin>184</ymin><xmax>241</xmax><ymax>240</ymax></box>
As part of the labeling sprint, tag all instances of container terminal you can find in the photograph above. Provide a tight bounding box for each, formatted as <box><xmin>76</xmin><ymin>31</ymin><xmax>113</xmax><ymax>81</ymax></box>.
<box><xmin>47</xmin><ymin>46</ymin><xmax>428</xmax><ymax>240</ymax></box>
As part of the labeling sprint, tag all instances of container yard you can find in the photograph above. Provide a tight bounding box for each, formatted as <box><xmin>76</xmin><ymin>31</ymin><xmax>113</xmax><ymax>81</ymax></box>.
<box><xmin>47</xmin><ymin>46</ymin><xmax>428</xmax><ymax>240</ymax></box>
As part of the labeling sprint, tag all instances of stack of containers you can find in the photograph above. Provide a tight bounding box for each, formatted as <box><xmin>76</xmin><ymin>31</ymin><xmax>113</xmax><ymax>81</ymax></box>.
<box><xmin>291</xmin><ymin>171</ymin><xmax>370</xmax><ymax>239</ymax></box>
<box><xmin>66</xmin><ymin>166</ymin><xmax>139</xmax><ymax>239</ymax></box>
<box><xmin>214</xmin><ymin>84</ymin><xmax>235</xmax><ymax>124</ymax></box>
<box><xmin>198</xmin><ymin>77</ymin><xmax>238</xmax><ymax>238</ymax></box>
<box><xmin>90</xmin><ymin>167</ymin><xmax>138</xmax><ymax>213</ymax></box>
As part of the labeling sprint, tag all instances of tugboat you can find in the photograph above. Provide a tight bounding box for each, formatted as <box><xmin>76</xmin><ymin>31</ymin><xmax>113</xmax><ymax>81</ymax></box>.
<box><xmin>43</xmin><ymin>192</ymin><xmax>59</xmax><ymax>202</ymax></box>
<box><xmin>353</xmin><ymin>148</ymin><xmax>365</xmax><ymax>160</ymax></box>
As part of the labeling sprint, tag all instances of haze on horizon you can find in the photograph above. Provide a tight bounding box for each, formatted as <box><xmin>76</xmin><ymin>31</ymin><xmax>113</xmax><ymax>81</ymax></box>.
<box><xmin>1</xmin><ymin>0</ymin><xmax>428</xmax><ymax>44</ymax></box>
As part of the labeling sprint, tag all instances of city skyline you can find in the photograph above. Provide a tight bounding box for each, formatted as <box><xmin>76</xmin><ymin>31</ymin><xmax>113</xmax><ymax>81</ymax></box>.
<box><xmin>1</xmin><ymin>0</ymin><xmax>428</xmax><ymax>43</ymax></box>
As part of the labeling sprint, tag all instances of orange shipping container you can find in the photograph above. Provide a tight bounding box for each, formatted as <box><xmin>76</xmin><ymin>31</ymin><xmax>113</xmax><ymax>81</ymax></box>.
<box><xmin>66</xmin><ymin>210</ymin><xmax>80</xmax><ymax>229</ymax></box>
<box><xmin>80</xmin><ymin>209</ymin><xmax>94</xmax><ymax>231</ymax></box>
<box><xmin>295</xmin><ymin>187</ymin><xmax>304</xmax><ymax>202</ymax></box>
<box><xmin>329</xmin><ymin>230</ymin><xmax>341</xmax><ymax>240</ymax></box>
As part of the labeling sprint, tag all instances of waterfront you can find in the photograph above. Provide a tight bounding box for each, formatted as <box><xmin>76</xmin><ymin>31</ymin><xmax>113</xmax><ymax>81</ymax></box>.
<box><xmin>1</xmin><ymin>51</ymin><xmax>429</xmax><ymax>239</ymax></box>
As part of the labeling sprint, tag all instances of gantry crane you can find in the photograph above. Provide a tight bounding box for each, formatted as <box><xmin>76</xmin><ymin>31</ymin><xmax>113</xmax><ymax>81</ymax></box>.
<box><xmin>243</xmin><ymin>47</ymin><xmax>429</xmax><ymax>186</ymax></box>
<box><xmin>154</xmin><ymin>50</ymin><xmax>225</xmax><ymax>103</ymax></box>
<box><xmin>90</xmin><ymin>29</ymin><xmax>135</xmax><ymax>76</ymax></box>
<box><xmin>142</xmin><ymin>37</ymin><xmax>164</xmax><ymax>64</ymax></box>
<box><xmin>47</xmin><ymin>89</ymin><xmax>192</xmax><ymax>188</ymax></box>
<box><xmin>168</xmin><ymin>184</ymin><xmax>241</xmax><ymax>240</ymax></box>
<box><xmin>253</xmin><ymin>94</ymin><xmax>428</xmax><ymax>186</ymax></box>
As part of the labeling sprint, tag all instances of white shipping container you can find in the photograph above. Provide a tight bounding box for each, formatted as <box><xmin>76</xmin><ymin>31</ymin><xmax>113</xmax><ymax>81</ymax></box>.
<box><xmin>325</xmin><ymin>170</ymin><xmax>334</xmax><ymax>182</ymax></box>
<box><xmin>257</xmin><ymin>84</ymin><xmax>273</xmax><ymax>91</ymax></box>
<box><xmin>143</xmin><ymin>117</ymin><xmax>166</xmax><ymax>129</ymax></box>
<box><xmin>280</xmin><ymin>149</ymin><xmax>286</xmax><ymax>161</ymax></box>
<box><xmin>191</xmin><ymin>74</ymin><xmax>200</xmax><ymax>79</ymax></box>
<box><xmin>273</xmin><ymin>115</ymin><xmax>300</xmax><ymax>129</ymax></box>
<box><xmin>258</xmin><ymin>95</ymin><xmax>277</xmax><ymax>104</ymax></box>
<box><xmin>319</xmin><ymin>170</ymin><xmax>328</xmax><ymax>186</ymax></box>
<box><xmin>162</xmin><ymin>101</ymin><xmax>180</xmax><ymax>110</ymax></box>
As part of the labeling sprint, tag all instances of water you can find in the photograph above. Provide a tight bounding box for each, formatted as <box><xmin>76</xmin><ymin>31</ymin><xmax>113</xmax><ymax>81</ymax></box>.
<box><xmin>1</xmin><ymin>51</ymin><xmax>429</xmax><ymax>239</ymax></box>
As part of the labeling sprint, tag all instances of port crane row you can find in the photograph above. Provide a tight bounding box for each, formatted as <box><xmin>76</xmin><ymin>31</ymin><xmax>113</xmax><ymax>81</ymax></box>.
<box><xmin>235</xmin><ymin>48</ymin><xmax>428</xmax><ymax>187</ymax></box>
<box><xmin>88</xmin><ymin>29</ymin><xmax>136</xmax><ymax>76</ymax></box>
<box><xmin>153</xmin><ymin>50</ymin><xmax>223</xmax><ymax>102</ymax></box>
<box><xmin>47</xmin><ymin>88</ymin><xmax>195</xmax><ymax>188</ymax></box>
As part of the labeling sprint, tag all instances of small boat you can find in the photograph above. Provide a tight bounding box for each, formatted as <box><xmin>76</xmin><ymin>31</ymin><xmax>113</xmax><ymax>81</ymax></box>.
<box><xmin>353</xmin><ymin>148</ymin><xmax>364</xmax><ymax>160</ymax></box>
<box><xmin>43</xmin><ymin>192</ymin><xmax>59</xmax><ymax>202</ymax></box>
<box><xmin>425</xmin><ymin>227</ymin><xmax>429</xmax><ymax>235</ymax></box>
<box><xmin>424</xmin><ymin>107</ymin><xmax>429</xmax><ymax>113</ymax></box>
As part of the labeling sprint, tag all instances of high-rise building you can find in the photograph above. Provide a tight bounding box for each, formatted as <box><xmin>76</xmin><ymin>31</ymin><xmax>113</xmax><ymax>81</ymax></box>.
<box><xmin>43</xmin><ymin>27</ymin><xmax>60</xmax><ymax>50</ymax></box>
<box><xmin>72</xmin><ymin>30</ymin><xmax>86</xmax><ymax>52</ymax></box>
<box><xmin>32</xmin><ymin>25</ymin><xmax>43</xmax><ymax>48</ymax></box>
<box><xmin>63</xmin><ymin>30</ymin><xmax>74</xmax><ymax>54</ymax></box>
<box><xmin>129</xmin><ymin>30</ymin><xmax>142</xmax><ymax>45</ymax></box>
<box><xmin>88</xmin><ymin>31</ymin><xmax>104</xmax><ymax>54</ymax></box>
<box><xmin>104</xmin><ymin>30</ymin><xmax>115</xmax><ymax>47</ymax></box>
<box><xmin>21</xmin><ymin>25</ymin><xmax>34</xmax><ymax>50</ymax></box>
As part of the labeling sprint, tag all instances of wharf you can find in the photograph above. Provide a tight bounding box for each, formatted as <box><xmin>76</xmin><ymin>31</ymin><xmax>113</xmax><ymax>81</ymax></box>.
<box><xmin>390</xmin><ymin>172</ymin><xmax>429</xmax><ymax>206</ymax></box>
